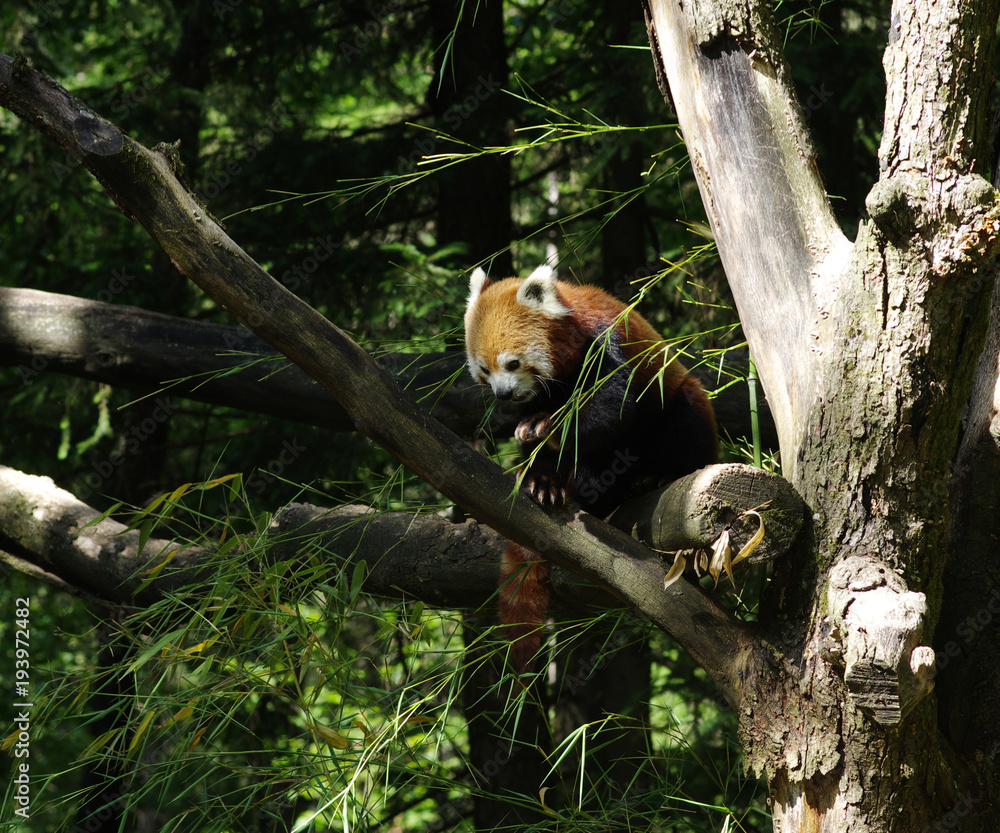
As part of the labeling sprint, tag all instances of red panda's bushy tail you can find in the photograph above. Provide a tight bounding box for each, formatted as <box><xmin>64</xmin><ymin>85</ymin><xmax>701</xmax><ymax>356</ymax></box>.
<box><xmin>498</xmin><ymin>543</ymin><xmax>551</xmax><ymax>675</ymax></box>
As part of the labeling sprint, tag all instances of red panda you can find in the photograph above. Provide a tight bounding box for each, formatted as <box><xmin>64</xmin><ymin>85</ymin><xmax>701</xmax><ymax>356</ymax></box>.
<box><xmin>464</xmin><ymin>264</ymin><xmax>718</xmax><ymax>674</ymax></box>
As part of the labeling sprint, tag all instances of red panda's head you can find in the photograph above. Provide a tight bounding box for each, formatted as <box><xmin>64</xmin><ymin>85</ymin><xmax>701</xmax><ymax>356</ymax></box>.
<box><xmin>464</xmin><ymin>265</ymin><xmax>570</xmax><ymax>402</ymax></box>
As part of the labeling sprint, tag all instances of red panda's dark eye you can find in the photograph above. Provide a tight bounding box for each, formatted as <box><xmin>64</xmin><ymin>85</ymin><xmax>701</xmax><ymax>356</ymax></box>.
<box><xmin>506</xmin><ymin>359</ymin><xmax>520</xmax><ymax>372</ymax></box>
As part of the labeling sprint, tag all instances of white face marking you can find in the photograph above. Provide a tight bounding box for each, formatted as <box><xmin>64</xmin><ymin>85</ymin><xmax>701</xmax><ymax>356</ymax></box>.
<box><xmin>522</xmin><ymin>346</ymin><xmax>555</xmax><ymax>381</ymax></box>
<box><xmin>468</xmin><ymin>350</ymin><xmax>540</xmax><ymax>402</ymax></box>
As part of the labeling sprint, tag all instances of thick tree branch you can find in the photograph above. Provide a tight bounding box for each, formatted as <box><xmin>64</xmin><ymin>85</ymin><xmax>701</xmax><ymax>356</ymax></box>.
<box><xmin>0</xmin><ymin>464</ymin><xmax>503</xmax><ymax>608</ymax></box>
<box><xmin>273</xmin><ymin>462</ymin><xmax>805</xmax><ymax>605</ymax></box>
<box><xmin>0</xmin><ymin>461</ymin><xmax>799</xmax><ymax>645</ymax></box>
<box><xmin>642</xmin><ymin>0</ymin><xmax>851</xmax><ymax>476</ymax></box>
<box><xmin>610</xmin><ymin>462</ymin><xmax>803</xmax><ymax>562</ymax></box>
<box><xmin>0</xmin><ymin>286</ymin><xmax>488</xmax><ymax>436</ymax></box>
<box><xmin>0</xmin><ymin>286</ymin><xmax>777</xmax><ymax>446</ymax></box>
<box><xmin>0</xmin><ymin>53</ymin><xmax>755</xmax><ymax>704</ymax></box>
<box><xmin>0</xmin><ymin>466</ymin><xmax>207</xmax><ymax>605</ymax></box>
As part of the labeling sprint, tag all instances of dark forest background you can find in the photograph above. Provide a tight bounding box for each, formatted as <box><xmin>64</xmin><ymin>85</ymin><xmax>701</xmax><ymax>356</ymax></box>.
<box><xmin>0</xmin><ymin>2</ymin><xmax>889</xmax><ymax>831</ymax></box>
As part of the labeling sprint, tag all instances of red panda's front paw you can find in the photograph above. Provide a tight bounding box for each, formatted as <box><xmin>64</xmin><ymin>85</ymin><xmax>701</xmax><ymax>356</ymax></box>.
<box><xmin>516</xmin><ymin>413</ymin><xmax>555</xmax><ymax>445</ymax></box>
<box><xmin>523</xmin><ymin>470</ymin><xmax>569</xmax><ymax>509</ymax></box>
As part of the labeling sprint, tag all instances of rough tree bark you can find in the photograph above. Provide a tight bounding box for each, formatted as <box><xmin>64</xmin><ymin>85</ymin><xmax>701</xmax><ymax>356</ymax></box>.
<box><xmin>644</xmin><ymin>1</ymin><xmax>1000</xmax><ymax>831</ymax></box>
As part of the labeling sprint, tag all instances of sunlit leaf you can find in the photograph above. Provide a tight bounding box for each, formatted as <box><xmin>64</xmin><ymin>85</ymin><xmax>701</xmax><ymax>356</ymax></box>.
<box><xmin>708</xmin><ymin>529</ymin><xmax>731</xmax><ymax>584</ymax></box>
<box><xmin>663</xmin><ymin>552</ymin><xmax>687</xmax><ymax>589</ymax></box>
<box><xmin>311</xmin><ymin>721</ymin><xmax>350</xmax><ymax>749</ymax></box>
<box><xmin>128</xmin><ymin>710</ymin><xmax>157</xmax><ymax>757</ymax></box>
<box><xmin>731</xmin><ymin>510</ymin><xmax>766</xmax><ymax>568</ymax></box>
<box><xmin>82</xmin><ymin>728</ymin><xmax>121</xmax><ymax>759</ymax></box>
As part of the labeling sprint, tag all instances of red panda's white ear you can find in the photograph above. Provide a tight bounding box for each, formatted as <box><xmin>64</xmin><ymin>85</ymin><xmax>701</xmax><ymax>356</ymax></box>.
<box><xmin>467</xmin><ymin>267</ymin><xmax>490</xmax><ymax>312</ymax></box>
<box><xmin>517</xmin><ymin>265</ymin><xmax>570</xmax><ymax>318</ymax></box>
<box><xmin>526</xmin><ymin>264</ymin><xmax>555</xmax><ymax>282</ymax></box>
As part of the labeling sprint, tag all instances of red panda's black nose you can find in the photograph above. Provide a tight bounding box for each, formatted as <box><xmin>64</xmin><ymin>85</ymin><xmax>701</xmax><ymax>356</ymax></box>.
<box><xmin>495</xmin><ymin>387</ymin><xmax>514</xmax><ymax>401</ymax></box>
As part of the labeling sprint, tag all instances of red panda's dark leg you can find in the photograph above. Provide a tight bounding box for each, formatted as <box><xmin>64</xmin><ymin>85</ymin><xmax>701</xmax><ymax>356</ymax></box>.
<box><xmin>498</xmin><ymin>543</ymin><xmax>551</xmax><ymax>674</ymax></box>
<box><xmin>669</xmin><ymin>375</ymin><xmax>719</xmax><ymax>470</ymax></box>
<box><xmin>516</xmin><ymin>414</ymin><xmax>572</xmax><ymax>509</ymax></box>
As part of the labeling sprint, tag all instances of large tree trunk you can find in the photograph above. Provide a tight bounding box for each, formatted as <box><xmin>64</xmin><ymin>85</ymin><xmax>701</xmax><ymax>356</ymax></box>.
<box><xmin>5</xmin><ymin>2</ymin><xmax>1000</xmax><ymax>828</ymax></box>
<box><xmin>644</xmin><ymin>1</ymin><xmax>1000</xmax><ymax>830</ymax></box>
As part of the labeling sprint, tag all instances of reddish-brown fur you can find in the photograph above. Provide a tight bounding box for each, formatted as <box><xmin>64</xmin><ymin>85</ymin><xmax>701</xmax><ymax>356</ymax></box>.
<box><xmin>498</xmin><ymin>544</ymin><xmax>551</xmax><ymax>675</ymax></box>
<box><xmin>466</xmin><ymin>278</ymin><xmax>688</xmax><ymax>396</ymax></box>
<box><xmin>466</xmin><ymin>269</ymin><xmax>717</xmax><ymax>677</ymax></box>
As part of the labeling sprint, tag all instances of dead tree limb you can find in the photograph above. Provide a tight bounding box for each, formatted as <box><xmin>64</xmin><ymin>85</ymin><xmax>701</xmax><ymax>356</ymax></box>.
<box><xmin>0</xmin><ymin>286</ymin><xmax>776</xmax><ymax>446</ymax></box>
<box><xmin>0</xmin><ymin>462</ymin><xmax>801</xmax><ymax>621</ymax></box>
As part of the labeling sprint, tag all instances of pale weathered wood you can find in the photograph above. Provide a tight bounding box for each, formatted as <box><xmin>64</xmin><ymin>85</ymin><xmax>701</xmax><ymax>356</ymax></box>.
<box><xmin>825</xmin><ymin>556</ymin><xmax>934</xmax><ymax>726</ymax></box>
<box><xmin>0</xmin><ymin>466</ymin><xmax>206</xmax><ymax>604</ymax></box>
<box><xmin>643</xmin><ymin>0</ymin><xmax>851</xmax><ymax>478</ymax></box>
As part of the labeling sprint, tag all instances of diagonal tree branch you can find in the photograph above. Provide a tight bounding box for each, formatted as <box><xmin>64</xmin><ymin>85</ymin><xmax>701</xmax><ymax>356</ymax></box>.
<box><xmin>0</xmin><ymin>52</ymin><xmax>757</xmax><ymax>705</ymax></box>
